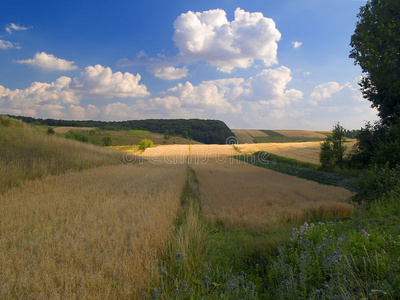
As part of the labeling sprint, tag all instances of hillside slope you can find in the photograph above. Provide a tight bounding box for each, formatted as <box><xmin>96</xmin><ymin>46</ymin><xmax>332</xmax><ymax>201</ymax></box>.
<box><xmin>0</xmin><ymin>116</ymin><xmax>123</xmax><ymax>194</ymax></box>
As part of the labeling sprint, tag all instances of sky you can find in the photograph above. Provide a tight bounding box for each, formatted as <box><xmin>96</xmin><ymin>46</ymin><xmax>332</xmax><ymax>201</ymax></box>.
<box><xmin>0</xmin><ymin>0</ymin><xmax>379</xmax><ymax>130</ymax></box>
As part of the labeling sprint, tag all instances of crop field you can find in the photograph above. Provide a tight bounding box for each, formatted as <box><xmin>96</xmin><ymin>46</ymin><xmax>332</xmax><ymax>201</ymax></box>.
<box><xmin>2</xmin><ymin>118</ymin><xmax>371</xmax><ymax>299</ymax></box>
<box><xmin>238</xmin><ymin>141</ymin><xmax>357</xmax><ymax>164</ymax></box>
<box><xmin>190</xmin><ymin>152</ymin><xmax>353</xmax><ymax>228</ymax></box>
<box><xmin>0</xmin><ymin>162</ymin><xmax>186</xmax><ymax>299</ymax></box>
<box><xmin>272</xmin><ymin>130</ymin><xmax>328</xmax><ymax>139</ymax></box>
<box><xmin>232</xmin><ymin>129</ymin><xmax>255</xmax><ymax>143</ymax></box>
<box><xmin>245</xmin><ymin>130</ymin><xmax>270</xmax><ymax>138</ymax></box>
<box><xmin>141</xmin><ymin>144</ymin><xmax>354</xmax><ymax>228</ymax></box>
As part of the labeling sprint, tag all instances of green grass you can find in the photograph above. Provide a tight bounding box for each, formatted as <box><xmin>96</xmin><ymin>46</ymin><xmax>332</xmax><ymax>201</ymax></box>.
<box><xmin>130</xmin><ymin>129</ymin><xmax>151</xmax><ymax>135</ymax></box>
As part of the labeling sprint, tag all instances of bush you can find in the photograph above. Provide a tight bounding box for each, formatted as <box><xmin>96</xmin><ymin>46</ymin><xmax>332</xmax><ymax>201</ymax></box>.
<box><xmin>139</xmin><ymin>138</ymin><xmax>153</xmax><ymax>150</ymax></box>
<box><xmin>102</xmin><ymin>136</ymin><xmax>113</xmax><ymax>146</ymax></box>
<box><xmin>352</xmin><ymin>164</ymin><xmax>400</xmax><ymax>204</ymax></box>
<box><xmin>47</xmin><ymin>128</ymin><xmax>55</xmax><ymax>135</ymax></box>
<box><xmin>65</xmin><ymin>130</ymin><xmax>89</xmax><ymax>143</ymax></box>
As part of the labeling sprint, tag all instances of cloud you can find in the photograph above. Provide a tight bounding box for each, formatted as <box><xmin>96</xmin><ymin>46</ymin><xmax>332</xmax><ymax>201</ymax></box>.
<box><xmin>5</xmin><ymin>23</ymin><xmax>31</xmax><ymax>33</ymax></box>
<box><xmin>0</xmin><ymin>76</ymin><xmax>78</xmax><ymax>118</ymax></box>
<box><xmin>247</xmin><ymin>66</ymin><xmax>303</xmax><ymax>106</ymax></box>
<box><xmin>173</xmin><ymin>7</ymin><xmax>281</xmax><ymax>73</ymax></box>
<box><xmin>309</xmin><ymin>81</ymin><xmax>353</xmax><ymax>105</ymax></box>
<box><xmin>164</xmin><ymin>81</ymin><xmax>242</xmax><ymax>114</ymax></box>
<box><xmin>292</xmin><ymin>41</ymin><xmax>302</xmax><ymax>48</ymax></box>
<box><xmin>153</xmin><ymin>66</ymin><xmax>188</xmax><ymax>80</ymax></box>
<box><xmin>0</xmin><ymin>65</ymin><xmax>150</xmax><ymax>119</ymax></box>
<box><xmin>15</xmin><ymin>52</ymin><xmax>78</xmax><ymax>71</ymax></box>
<box><xmin>72</xmin><ymin>65</ymin><xmax>149</xmax><ymax>98</ymax></box>
<box><xmin>0</xmin><ymin>39</ymin><xmax>19</xmax><ymax>50</ymax></box>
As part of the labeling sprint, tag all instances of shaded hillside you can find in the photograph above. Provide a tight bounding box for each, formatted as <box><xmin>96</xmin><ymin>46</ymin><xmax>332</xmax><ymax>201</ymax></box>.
<box><xmin>8</xmin><ymin>115</ymin><xmax>234</xmax><ymax>144</ymax></box>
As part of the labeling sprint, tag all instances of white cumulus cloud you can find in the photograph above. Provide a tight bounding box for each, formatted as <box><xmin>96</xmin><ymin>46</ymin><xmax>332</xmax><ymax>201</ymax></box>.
<box><xmin>0</xmin><ymin>76</ymin><xmax>78</xmax><ymax>118</ymax></box>
<box><xmin>0</xmin><ymin>65</ymin><xmax>150</xmax><ymax>119</ymax></box>
<box><xmin>153</xmin><ymin>66</ymin><xmax>188</xmax><ymax>80</ymax></box>
<box><xmin>247</xmin><ymin>66</ymin><xmax>303</xmax><ymax>106</ymax></box>
<box><xmin>15</xmin><ymin>52</ymin><xmax>78</xmax><ymax>71</ymax></box>
<box><xmin>173</xmin><ymin>7</ymin><xmax>281</xmax><ymax>73</ymax></box>
<box><xmin>309</xmin><ymin>81</ymin><xmax>354</xmax><ymax>105</ymax></box>
<box><xmin>73</xmin><ymin>65</ymin><xmax>149</xmax><ymax>98</ymax></box>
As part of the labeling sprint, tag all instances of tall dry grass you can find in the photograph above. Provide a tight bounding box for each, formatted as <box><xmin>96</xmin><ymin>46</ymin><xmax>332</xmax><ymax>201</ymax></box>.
<box><xmin>0</xmin><ymin>162</ymin><xmax>187</xmax><ymax>299</ymax></box>
<box><xmin>0</xmin><ymin>116</ymin><xmax>123</xmax><ymax>194</ymax></box>
<box><xmin>191</xmin><ymin>158</ymin><xmax>353</xmax><ymax>229</ymax></box>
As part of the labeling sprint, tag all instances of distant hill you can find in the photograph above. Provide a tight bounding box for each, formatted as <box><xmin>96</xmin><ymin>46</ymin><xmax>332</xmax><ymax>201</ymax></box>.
<box><xmin>8</xmin><ymin>115</ymin><xmax>234</xmax><ymax>145</ymax></box>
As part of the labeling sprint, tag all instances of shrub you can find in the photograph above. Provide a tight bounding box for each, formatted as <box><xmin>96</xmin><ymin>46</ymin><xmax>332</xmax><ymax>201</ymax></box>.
<box><xmin>139</xmin><ymin>138</ymin><xmax>153</xmax><ymax>150</ymax></box>
<box><xmin>352</xmin><ymin>163</ymin><xmax>400</xmax><ymax>204</ymax></box>
<box><xmin>47</xmin><ymin>128</ymin><xmax>55</xmax><ymax>134</ymax></box>
<box><xmin>65</xmin><ymin>130</ymin><xmax>89</xmax><ymax>143</ymax></box>
<box><xmin>102</xmin><ymin>136</ymin><xmax>112</xmax><ymax>146</ymax></box>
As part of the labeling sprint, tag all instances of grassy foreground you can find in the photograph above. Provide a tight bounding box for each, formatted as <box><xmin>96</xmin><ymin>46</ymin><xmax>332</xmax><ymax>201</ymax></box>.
<box><xmin>0</xmin><ymin>116</ymin><xmax>124</xmax><ymax>194</ymax></box>
<box><xmin>149</xmin><ymin>164</ymin><xmax>399</xmax><ymax>299</ymax></box>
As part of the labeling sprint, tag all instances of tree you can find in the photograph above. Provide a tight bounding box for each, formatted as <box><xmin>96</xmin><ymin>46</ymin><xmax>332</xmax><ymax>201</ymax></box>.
<box><xmin>139</xmin><ymin>138</ymin><xmax>153</xmax><ymax>150</ymax></box>
<box><xmin>349</xmin><ymin>0</ymin><xmax>400</xmax><ymax>126</ymax></box>
<box><xmin>102</xmin><ymin>136</ymin><xmax>113</xmax><ymax>146</ymax></box>
<box><xmin>320</xmin><ymin>123</ymin><xmax>347</xmax><ymax>170</ymax></box>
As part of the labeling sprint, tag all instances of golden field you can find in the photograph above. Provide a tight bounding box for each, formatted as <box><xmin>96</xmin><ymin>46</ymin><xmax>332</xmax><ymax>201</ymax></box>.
<box><xmin>1</xmin><ymin>117</ymin><xmax>356</xmax><ymax>298</ymax></box>
<box><xmin>0</xmin><ymin>162</ymin><xmax>186</xmax><ymax>299</ymax></box>
<box><xmin>273</xmin><ymin>130</ymin><xmax>328</xmax><ymax>139</ymax></box>
<box><xmin>238</xmin><ymin>141</ymin><xmax>357</xmax><ymax>164</ymax></box>
<box><xmin>191</xmin><ymin>154</ymin><xmax>353</xmax><ymax>228</ymax></box>
<box><xmin>142</xmin><ymin>144</ymin><xmax>354</xmax><ymax>228</ymax></box>
<box><xmin>231</xmin><ymin>129</ymin><xmax>255</xmax><ymax>143</ymax></box>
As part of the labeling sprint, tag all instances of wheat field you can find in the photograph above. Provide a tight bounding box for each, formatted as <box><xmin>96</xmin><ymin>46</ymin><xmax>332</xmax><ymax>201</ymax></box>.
<box><xmin>238</xmin><ymin>141</ymin><xmax>357</xmax><ymax>164</ymax></box>
<box><xmin>0</xmin><ymin>162</ymin><xmax>186</xmax><ymax>299</ymax></box>
<box><xmin>144</xmin><ymin>144</ymin><xmax>354</xmax><ymax>228</ymax></box>
<box><xmin>191</xmin><ymin>157</ymin><xmax>353</xmax><ymax>228</ymax></box>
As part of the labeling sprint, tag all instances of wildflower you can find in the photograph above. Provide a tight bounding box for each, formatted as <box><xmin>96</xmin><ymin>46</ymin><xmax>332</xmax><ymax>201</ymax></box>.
<box><xmin>343</xmin><ymin>275</ymin><xmax>347</xmax><ymax>280</ymax></box>
<box><xmin>175</xmin><ymin>253</ymin><xmax>182</xmax><ymax>259</ymax></box>
<box><xmin>316</xmin><ymin>289</ymin><xmax>321</xmax><ymax>295</ymax></box>
<box><xmin>325</xmin><ymin>284</ymin><xmax>329</xmax><ymax>289</ymax></box>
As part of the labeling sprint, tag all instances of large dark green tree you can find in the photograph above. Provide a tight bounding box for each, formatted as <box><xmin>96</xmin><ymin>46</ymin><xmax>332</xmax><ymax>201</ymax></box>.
<box><xmin>350</xmin><ymin>0</ymin><xmax>400</xmax><ymax>126</ymax></box>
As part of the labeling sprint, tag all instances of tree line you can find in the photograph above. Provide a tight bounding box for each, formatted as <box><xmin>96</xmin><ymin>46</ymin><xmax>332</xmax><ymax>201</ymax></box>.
<box><xmin>6</xmin><ymin>115</ymin><xmax>234</xmax><ymax>145</ymax></box>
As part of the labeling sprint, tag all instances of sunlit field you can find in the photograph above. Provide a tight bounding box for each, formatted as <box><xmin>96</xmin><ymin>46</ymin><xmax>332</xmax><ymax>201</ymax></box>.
<box><xmin>238</xmin><ymin>141</ymin><xmax>357</xmax><ymax>165</ymax></box>
<box><xmin>191</xmin><ymin>153</ymin><xmax>353</xmax><ymax>228</ymax></box>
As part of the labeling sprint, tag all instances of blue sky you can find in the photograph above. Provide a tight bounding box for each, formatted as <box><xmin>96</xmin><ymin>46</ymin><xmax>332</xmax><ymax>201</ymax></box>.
<box><xmin>0</xmin><ymin>0</ymin><xmax>378</xmax><ymax>130</ymax></box>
